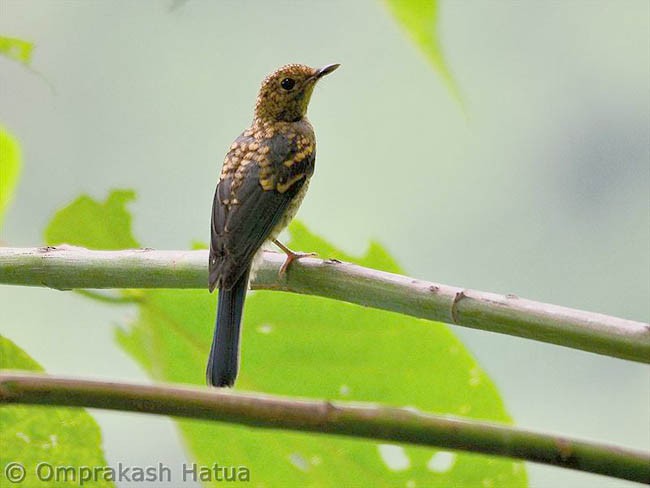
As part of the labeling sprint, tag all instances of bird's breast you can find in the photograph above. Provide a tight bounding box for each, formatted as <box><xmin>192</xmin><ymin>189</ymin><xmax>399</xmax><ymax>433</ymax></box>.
<box><xmin>272</xmin><ymin>179</ymin><xmax>311</xmax><ymax>238</ymax></box>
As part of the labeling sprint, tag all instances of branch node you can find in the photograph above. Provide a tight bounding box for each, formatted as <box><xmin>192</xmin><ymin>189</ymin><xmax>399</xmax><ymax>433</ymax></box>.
<box><xmin>320</xmin><ymin>400</ymin><xmax>339</xmax><ymax>425</ymax></box>
<box><xmin>41</xmin><ymin>280</ymin><xmax>71</xmax><ymax>291</ymax></box>
<box><xmin>555</xmin><ymin>438</ymin><xmax>574</xmax><ymax>461</ymax></box>
<box><xmin>451</xmin><ymin>290</ymin><xmax>467</xmax><ymax>324</ymax></box>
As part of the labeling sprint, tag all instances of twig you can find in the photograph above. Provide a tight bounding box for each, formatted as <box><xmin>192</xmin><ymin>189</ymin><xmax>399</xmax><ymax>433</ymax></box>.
<box><xmin>0</xmin><ymin>372</ymin><xmax>647</xmax><ymax>483</ymax></box>
<box><xmin>0</xmin><ymin>246</ymin><xmax>648</xmax><ymax>363</ymax></box>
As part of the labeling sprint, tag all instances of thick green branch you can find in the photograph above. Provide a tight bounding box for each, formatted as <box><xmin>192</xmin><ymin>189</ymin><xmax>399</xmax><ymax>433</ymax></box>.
<box><xmin>0</xmin><ymin>246</ymin><xmax>648</xmax><ymax>362</ymax></box>
<box><xmin>0</xmin><ymin>372</ymin><xmax>647</xmax><ymax>483</ymax></box>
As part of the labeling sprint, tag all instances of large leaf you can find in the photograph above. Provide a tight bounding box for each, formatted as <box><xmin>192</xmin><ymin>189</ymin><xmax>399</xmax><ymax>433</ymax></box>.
<box><xmin>0</xmin><ymin>336</ymin><xmax>113</xmax><ymax>487</ymax></box>
<box><xmin>45</xmin><ymin>190</ymin><xmax>139</xmax><ymax>249</ymax></box>
<box><xmin>45</xmin><ymin>190</ymin><xmax>527</xmax><ymax>487</ymax></box>
<box><xmin>384</xmin><ymin>0</ymin><xmax>463</xmax><ymax>105</ymax></box>
<box><xmin>0</xmin><ymin>126</ymin><xmax>22</xmax><ymax>231</ymax></box>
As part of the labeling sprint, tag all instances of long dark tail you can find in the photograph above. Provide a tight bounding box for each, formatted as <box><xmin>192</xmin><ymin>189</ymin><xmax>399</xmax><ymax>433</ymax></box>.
<box><xmin>206</xmin><ymin>268</ymin><xmax>250</xmax><ymax>387</ymax></box>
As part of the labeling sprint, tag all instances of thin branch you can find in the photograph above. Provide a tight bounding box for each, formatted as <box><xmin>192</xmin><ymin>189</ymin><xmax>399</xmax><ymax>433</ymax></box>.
<box><xmin>0</xmin><ymin>372</ymin><xmax>647</xmax><ymax>483</ymax></box>
<box><xmin>0</xmin><ymin>246</ymin><xmax>648</xmax><ymax>363</ymax></box>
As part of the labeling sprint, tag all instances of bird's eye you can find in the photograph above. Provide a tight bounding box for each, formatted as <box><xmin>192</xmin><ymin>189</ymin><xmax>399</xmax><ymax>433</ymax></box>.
<box><xmin>280</xmin><ymin>78</ymin><xmax>296</xmax><ymax>91</ymax></box>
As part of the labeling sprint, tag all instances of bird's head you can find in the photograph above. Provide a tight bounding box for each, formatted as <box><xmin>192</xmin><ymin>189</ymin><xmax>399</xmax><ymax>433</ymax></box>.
<box><xmin>254</xmin><ymin>63</ymin><xmax>340</xmax><ymax>123</ymax></box>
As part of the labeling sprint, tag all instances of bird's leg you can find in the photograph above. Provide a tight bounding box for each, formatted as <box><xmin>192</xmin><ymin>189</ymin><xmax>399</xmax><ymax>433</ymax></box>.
<box><xmin>272</xmin><ymin>239</ymin><xmax>317</xmax><ymax>275</ymax></box>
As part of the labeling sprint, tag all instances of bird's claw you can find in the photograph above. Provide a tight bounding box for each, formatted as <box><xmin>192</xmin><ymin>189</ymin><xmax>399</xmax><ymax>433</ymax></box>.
<box><xmin>279</xmin><ymin>251</ymin><xmax>317</xmax><ymax>275</ymax></box>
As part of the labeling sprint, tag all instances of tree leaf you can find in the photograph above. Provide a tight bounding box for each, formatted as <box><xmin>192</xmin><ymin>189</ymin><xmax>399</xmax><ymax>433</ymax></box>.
<box><xmin>45</xmin><ymin>190</ymin><xmax>527</xmax><ymax>487</ymax></box>
<box><xmin>383</xmin><ymin>0</ymin><xmax>464</xmax><ymax>106</ymax></box>
<box><xmin>0</xmin><ymin>336</ymin><xmax>114</xmax><ymax>487</ymax></box>
<box><xmin>0</xmin><ymin>36</ymin><xmax>34</xmax><ymax>67</ymax></box>
<box><xmin>0</xmin><ymin>126</ymin><xmax>22</xmax><ymax>231</ymax></box>
<box><xmin>44</xmin><ymin>190</ymin><xmax>140</xmax><ymax>249</ymax></box>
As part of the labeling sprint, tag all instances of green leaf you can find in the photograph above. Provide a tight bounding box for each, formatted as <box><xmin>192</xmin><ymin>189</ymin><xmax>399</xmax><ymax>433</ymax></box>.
<box><xmin>0</xmin><ymin>336</ymin><xmax>114</xmax><ymax>487</ymax></box>
<box><xmin>0</xmin><ymin>126</ymin><xmax>22</xmax><ymax>230</ymax></box>
<box><xmin>0</xmin><ymin>36</ymin><xmax>34</xmax><ymax>67</ymax></box>
<box><xmin>44</xmin><ymin>190</ymin><xmax>140</xmax><ymax>249</ymax></box>
<box><xmin>384</xmin><ymin>0</ymin><xmax>464</xmax><ymax>106</ymax></box>
<box><xmin>45</xmin><ymin>190</ymin><xmax>527</xmax><ymax>487</ymax></box>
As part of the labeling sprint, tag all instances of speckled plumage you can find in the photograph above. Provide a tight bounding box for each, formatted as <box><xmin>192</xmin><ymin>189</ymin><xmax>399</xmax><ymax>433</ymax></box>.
<box><xmin>206</xmin><ymin>63</ymin><xmax>339</xmax><ymax>387</ymax></box>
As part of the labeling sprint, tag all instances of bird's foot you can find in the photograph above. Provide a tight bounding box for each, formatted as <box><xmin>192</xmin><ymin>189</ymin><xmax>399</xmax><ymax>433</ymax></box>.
<box><xmin>273</xmin><ymin>239</ymin><xmax>317</xmax><ymax>275</ymax></box>
<box><xmin>279</xmin><ymin>251</ymin><xmax>317</xmax><ymax>275</ymax></box>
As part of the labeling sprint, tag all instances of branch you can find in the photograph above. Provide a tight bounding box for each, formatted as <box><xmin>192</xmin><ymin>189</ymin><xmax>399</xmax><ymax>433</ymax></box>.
<box><xmin>0</xmin><ymin>372</ymin><xmax>647</xmax><ymax>484</ymax></box>
<box><xmin>1</xmin><ymin>246</ymin><xmax>648</xmax><ymax>363</ymax></box>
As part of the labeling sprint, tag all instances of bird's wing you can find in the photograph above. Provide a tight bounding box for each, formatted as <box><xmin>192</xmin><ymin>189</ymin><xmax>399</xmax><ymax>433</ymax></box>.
<box><xmin>209</xmin><ymin>132</ymin><xmax>315</xmax><ymax>291</ymax></box>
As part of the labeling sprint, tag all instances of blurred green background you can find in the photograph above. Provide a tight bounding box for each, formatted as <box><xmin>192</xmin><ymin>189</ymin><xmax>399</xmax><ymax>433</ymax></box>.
<box><xmin>1</xmin><ymin>1</ymin><xmax>648</xmax><ymax>487</ymax></box>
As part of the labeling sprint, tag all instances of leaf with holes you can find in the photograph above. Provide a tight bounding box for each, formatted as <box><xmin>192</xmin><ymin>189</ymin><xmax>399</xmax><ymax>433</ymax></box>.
<box><xmin>45</xmin><ymin>190</ymin><xmax>527</xmax><ymax>487</ymax></box>
<box><xmin>0</xmin><ymin>336</ymin><xmax>113</xmax><ymax>487</ymax></box>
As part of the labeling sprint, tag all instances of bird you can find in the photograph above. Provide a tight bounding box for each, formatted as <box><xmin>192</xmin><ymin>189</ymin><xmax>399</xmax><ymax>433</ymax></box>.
<box><xmin>207</xmin><ymin>63</ymin><xmax>340</xmax><ymax>387</ymax></box>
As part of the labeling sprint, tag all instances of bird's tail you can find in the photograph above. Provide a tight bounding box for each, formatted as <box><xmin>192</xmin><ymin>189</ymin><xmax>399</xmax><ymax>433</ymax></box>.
<box><xmin>206</xmin><ymin>268</ymin><xmax>250</xmax><ymax>387</ymax></box>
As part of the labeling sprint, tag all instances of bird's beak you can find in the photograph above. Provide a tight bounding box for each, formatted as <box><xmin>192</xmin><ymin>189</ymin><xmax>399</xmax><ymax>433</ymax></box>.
<box><xmin>315</xmin><ymin>63</ymin><xmax>340</xmax><ymax>79</ymax></box>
